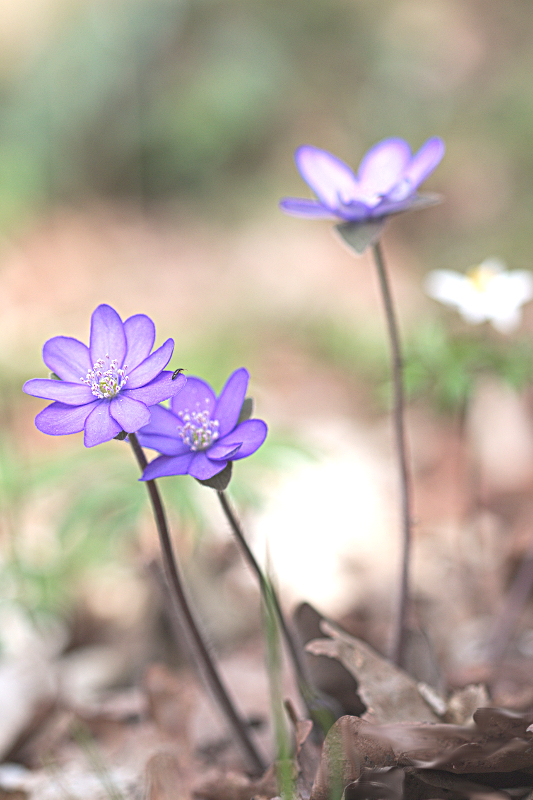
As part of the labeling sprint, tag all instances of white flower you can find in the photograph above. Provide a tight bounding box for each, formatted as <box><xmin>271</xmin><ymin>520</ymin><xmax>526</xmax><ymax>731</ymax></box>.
<box><xmin>424</xmin><ymin>258</ymin><xmax>533</xmax><ymax>333</ymax></box>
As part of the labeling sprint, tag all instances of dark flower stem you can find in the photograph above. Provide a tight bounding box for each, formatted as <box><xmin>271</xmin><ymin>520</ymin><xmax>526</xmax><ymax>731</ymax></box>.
<box><xmin>217</xmin><ymin>490</ymin><xmax>328</xmax><ymax>730</ymax></box>
<box><xmin>371</xmin><ymin>241</ymin><xmax>413</xmax><ymax>667</ymax></box>
<box><xmin>128</xmin><ymin>433</ymin><xmax>265</xmax><ymax>775</ymax></box>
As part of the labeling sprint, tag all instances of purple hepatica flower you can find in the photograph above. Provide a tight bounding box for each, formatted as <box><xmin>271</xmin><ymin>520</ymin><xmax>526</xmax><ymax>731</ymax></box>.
<box><xmin>279</xmin><ymin>137</ymin><xmax>445</xmax><ymax>223</ymax></box>
<box><xmin>23</xmin><ymin>304</ymin><xmax>186</xmax><ymax>448</ymax></box>
<box><xmin>137</xmin><ymin>368</ymin><xmax>267</xmax><ymax>482</ymax></box>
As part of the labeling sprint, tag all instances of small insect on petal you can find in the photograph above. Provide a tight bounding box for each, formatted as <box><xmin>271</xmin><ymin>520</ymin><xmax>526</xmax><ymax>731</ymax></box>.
<box><xmin>172</xmin><ymin>368</ymin><xmax>186</xmax><ymax>380</ymax></box>
<box><xmin>137</xmin><ymin>368</ymin><xmax>268</xmax><ymax>482</ymax></box>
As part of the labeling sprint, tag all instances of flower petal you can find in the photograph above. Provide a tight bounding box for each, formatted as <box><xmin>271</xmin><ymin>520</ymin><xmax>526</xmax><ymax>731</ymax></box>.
<box><xmin>126</xmin><ymin>339</ymin><xmax>174</xmax><ymax>388</ymax></box>
<box><xmin>89</xmin><ymin>304</ymin><xmax>127</xmax><ymax>366</ymax></box>
<box><xmin>217</xmin><ymin>419</ymin><xmax>267</xmax><ymax>459</ymax></box>
<box><xmin>137</xmin><ymin>403</ymin><xmax>180</xmax><ymax>436</ymax></box>
<box><xmin>215</xmin><ymin>368</ymin><xmax>249</xmax><ymax>437</ymax></box>
<box><xmin>494</xmin><ymin>270</ymin><xmax>533</xmax><ymax>305</ymax></box>
<box><xmin>482</xmin><ymin>271</ymin><xmax>533</xmax><ymax>332</ymax></box>
<box><xmin>170</xmin><ymin>377</ymin><xmax>216</xmax><ymax>416</ymax></box>
<box><xmin>84</xmin><ymin>401</ymin><xmax>123</xmax><ymax>447</ymax></box>
<box><xmin>370</xmin><ymin>193</ymin><xmax>441</xmax><ymax>217</ymax></box>
<box><xmin>403</xmin><ymin>137</ymin><xmax>445</xmax><ymax>190</ymax></box>
<box><xmin>136</xmin><ymin>403</ymin><xmax>190</xmax><ymax>455</ymax></box>
<box><xmin>141</xmin><ymin>453</ymin><xmax>195</xmax><ymax>480</ymax></box>
<box><xmin>136</xmin><ymin>432</ymin><xmax>190</xmax><ymax>456</ymax></box>
<box><xmin>123</xmin><ymin>314</ymin><xmax>156</xmax><ymax>371</ymax></box>
<box><xmin>124</xmin><ymin>371</ymin><xmax>185</xmax><ymax>405</ymax></box>
<box><xmin>490</xmin><ymin>309</ymin><xmax>522</xmax><ymax>334</ymax></box>
<box><xmin>188</xmin><ymin>451</ymin><xmax>227</xmax><ymax>480</ymax></box>
<box><xmin>357</xmin><ymin>138</ymin><xmax>412</xmax><ymax>197</ymax></box>
<box><xmin>295</xmin><ymin>146</ymin><xmax>360</xmax><ymax>209</ymax></box>
<box><xmin>279</xmin><ymin>197</ymin><xmax>336</xmax><ymax>218</ymax></box>
<box><xmin>43</xmin><ymin>337</ymin><xmax>91</xmax><ymax>382</ymax></box>
<box><xmin>208</xmin><ymin>441</ymin><xmax>242</xmax><ymax>460</ymax></box>
<box><xmin>110</xmin><ymin>395</ymin><xmax>151</xmax><ymax>432</ymax></box>
<box><xmin>334</xmin><ymin>200</ymin><xmax>373</xmax><ymax>222</ymax></box>
<box><xmin>35</xmin><ymin>400</ymin><xmax>97</xmax><ymax>436</ymax></box>
<box><xmin>424</xmin><ymin>270</ymin><xmax>470</xmax><ymax>306</ymax></box>
<box><xmin>23</xmin><ymin>378</ymin><xmax>95</xmax><ymax>405</ymax></box>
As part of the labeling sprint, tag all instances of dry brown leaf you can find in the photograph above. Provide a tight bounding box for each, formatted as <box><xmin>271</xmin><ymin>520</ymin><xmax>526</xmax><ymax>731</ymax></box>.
<box><xmin>444</xmin><ymin>686</ymin><xmax>491</xmax><ymax>725</ymax></box>
<box><xmin>414</xmin><ymin>768</ymin><xmax>512</xmax><ymax>800</ymax></box>
<box><xmin>144</xmin><ymin>752</ymin><xmax>190</xmax><ymax>800</ymax></box>
<box><xmin>310</xmin><ymin>708</ymin><xmax>533</xmax><ymax>800</ymax></box>
<box><xmin>0</xmin><ymin>653</ymin><xmax>57</xmax><ymax>761</ymax></box>
<box><xmin>143</xmin><ymin>663</ymin><xmax>196</xmax><ymax>742</ymax></box>
<box><xmin>413</xmin><ymin>706</ymin><xmax>533</xmax><ymax>773</ymax></box>
<box><xmin>287</xmin><ymin>707</ymin><xmax>322</xmax><ymax>799</ymax></box>
<box><xmin>311</xmin><ymin>716</ymin><xmax>397</xmax><ymax>800</ymax></box>
<box><xmin>306</xmin><ymin>622</ymin><xmax>439</xmax><ymax>724</ymax></box>
<box><xmin>293</xmin><ymin>602</ymin><xmax>365</xmax><ymax>719</ymax></box>
<box><xmin>343</xmin><ymin>766</ymin><xmax>405</xmax><ymax>800</ymax></box>
<box><xmin>193</xmin><ymin>764</ymin><xmax>278</xmax><ymax>800</ymax></box>
<box><xmin>7</xmin><ymin>704</ymin><xmax>73</xmax><ymax>768</ymax></box>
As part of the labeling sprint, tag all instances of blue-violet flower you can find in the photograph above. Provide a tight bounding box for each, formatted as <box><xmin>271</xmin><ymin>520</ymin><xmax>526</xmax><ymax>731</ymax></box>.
<box><xmin>137</xmin><ymin>368</ymin><xmax>267</xmax><ymax>481</ymax></box>
<box><xmin>279</xmin><ymin>137</ymin><xmax>445</xmax><ymax>222</ymax></box>
<box><xmin>23</xmin><ymin>304</ymin><xmax>186</xmax><ymax>447</ymax></box>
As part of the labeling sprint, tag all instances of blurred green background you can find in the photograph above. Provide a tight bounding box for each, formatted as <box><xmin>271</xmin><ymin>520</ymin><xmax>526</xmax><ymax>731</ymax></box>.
<box><xmin>2</xmin><ymin>0</ymin><xmax>533</xmax><ymax>642</ymax></box>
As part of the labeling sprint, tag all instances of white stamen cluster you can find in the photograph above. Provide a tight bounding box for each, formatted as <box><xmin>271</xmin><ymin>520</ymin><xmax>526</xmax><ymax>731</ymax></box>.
<box><xmin>342</xmin><ymin>189</ymin><xmax>381</xmax><ymax>208</ymax></box>
<box><xmin>177</xmin><ymin>403</ymin><xmax>219</xmax><ymax>451</ymax></box>
<box><xmin>340</xmin><ymin>177</ymin><xmax>411</xmax><ymax>210</ymax></box>
<box><xmin>82</xmin><ymin>355</ymin><xmax>128</xmax><ymax>399</ymax></box>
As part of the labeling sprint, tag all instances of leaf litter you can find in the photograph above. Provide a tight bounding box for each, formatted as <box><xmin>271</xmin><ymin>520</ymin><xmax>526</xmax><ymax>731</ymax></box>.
<box><xmin>1</xmin><ymin>609</ymin><xmax>533</xmax><ymax>800</ymax></box>
<box><xmin>6</xmin><ymin>213</ymin><xmax>533</xmax><ymax>798</ymax></box>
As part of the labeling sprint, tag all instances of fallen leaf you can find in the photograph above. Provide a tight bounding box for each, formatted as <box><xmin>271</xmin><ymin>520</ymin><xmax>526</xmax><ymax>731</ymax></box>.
<box><xmin>144</xmin><ymin>752</ymin><xmax>190</xmax><ymax>800</ymax></box>
<box><xmin>193</xmin><ymin>765</ymin><xmax>278</xmax><ymax>800</ymax></box>
<box><xmin>306</xmin><ymin>622</ymin><xmax>439</xmax><ymax>724</ymax></box>
<box><xmin>310</xmin><ymin>708</ymin><xmax>533</xmax><ymax>800</ymax></box>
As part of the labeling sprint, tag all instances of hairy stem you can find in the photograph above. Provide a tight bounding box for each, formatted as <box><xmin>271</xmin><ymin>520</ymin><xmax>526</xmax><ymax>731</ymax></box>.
<box><xmin>217</xmin><ymin>490</ymin><xmax>332</xmax><ymax>732</ymax></box>
<box><xmin>128</xmin><ymin>433</ymin><xmax>265</xmax><ymax>774</ymax></box>
<box><xmin>372</xmin><ymin>241</ymin><xmax>413</xmax><ymax>666</ymax></box>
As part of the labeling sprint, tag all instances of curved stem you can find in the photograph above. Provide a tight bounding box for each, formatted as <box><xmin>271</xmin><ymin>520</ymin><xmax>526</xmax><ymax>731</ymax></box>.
<box><xmin>128</xmin><ymin>434</ymin><xmax>265</xmax><ymax>775</ymax></box>
<box><xmin>217</xmin><ymin>490</ymin><xmax>332</xmax><ymax>732</ymax></box>
<box><xmin>372</xmin><ymin>241</ymin><xmax>413</xmax><ymax>666</ymax></box>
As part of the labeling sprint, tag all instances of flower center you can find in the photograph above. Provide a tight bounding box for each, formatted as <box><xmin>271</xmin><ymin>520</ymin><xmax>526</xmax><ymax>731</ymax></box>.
<box><xmin>177</xmin><ymin>404</ymin><xmax>220</xmax><ymax>451</ymax></box>
<box><xmin>466</xmin><ymin>265</ymin><xmax>499</xmax><ymax>294</ymax></box>
<box><xmin>82</xmin><ymin>356</ymin><xmax>128</xmax><ymax>399</ymax></box>
<box><xmin>338</xmin><ymin>189</ymin><xmax>381</xmax><ymax>210</ymax></box>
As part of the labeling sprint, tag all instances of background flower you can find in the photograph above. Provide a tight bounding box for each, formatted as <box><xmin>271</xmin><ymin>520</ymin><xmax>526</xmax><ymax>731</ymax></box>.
<box><xmin>23</xmin><ymin>304</ymin><xmax>186</xmax><ymax>447</ymax></box>
<box><xmin>425</xmin><ymin>258</ymin><xmax>533</xmax><ymax>333</ymax></box>
<box><xmin>279</xmin><ymin>137</ymin><xmax>445</xmax><ymax>222</ymax></box>
<box><xmin>137</xmin><ymin>367</ymin><xmax>267</xmax><ymax>481</ymax></box>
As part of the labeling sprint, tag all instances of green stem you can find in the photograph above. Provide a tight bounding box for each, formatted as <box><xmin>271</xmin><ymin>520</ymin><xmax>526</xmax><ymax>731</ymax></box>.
<box><xmin>128</xmin><ymin>433</ymin><xmax>265</xmax><ymax>775</ymax></box>
<box><xmin>217</xmin><ymin>490</ymin><xmax>333</xmax><ymax>732</ymax></box>
<box><xmin>371</xmin><ymin>241</ymin><xmax>413</xmax><ymax>667</ymax></box>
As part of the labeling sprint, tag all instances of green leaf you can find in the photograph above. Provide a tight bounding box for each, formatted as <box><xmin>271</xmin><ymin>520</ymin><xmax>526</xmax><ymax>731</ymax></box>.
<box><xmin>196</xmin><ymin>461</ymin><xmax>233</xmax><ymax>490</ymax></box>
